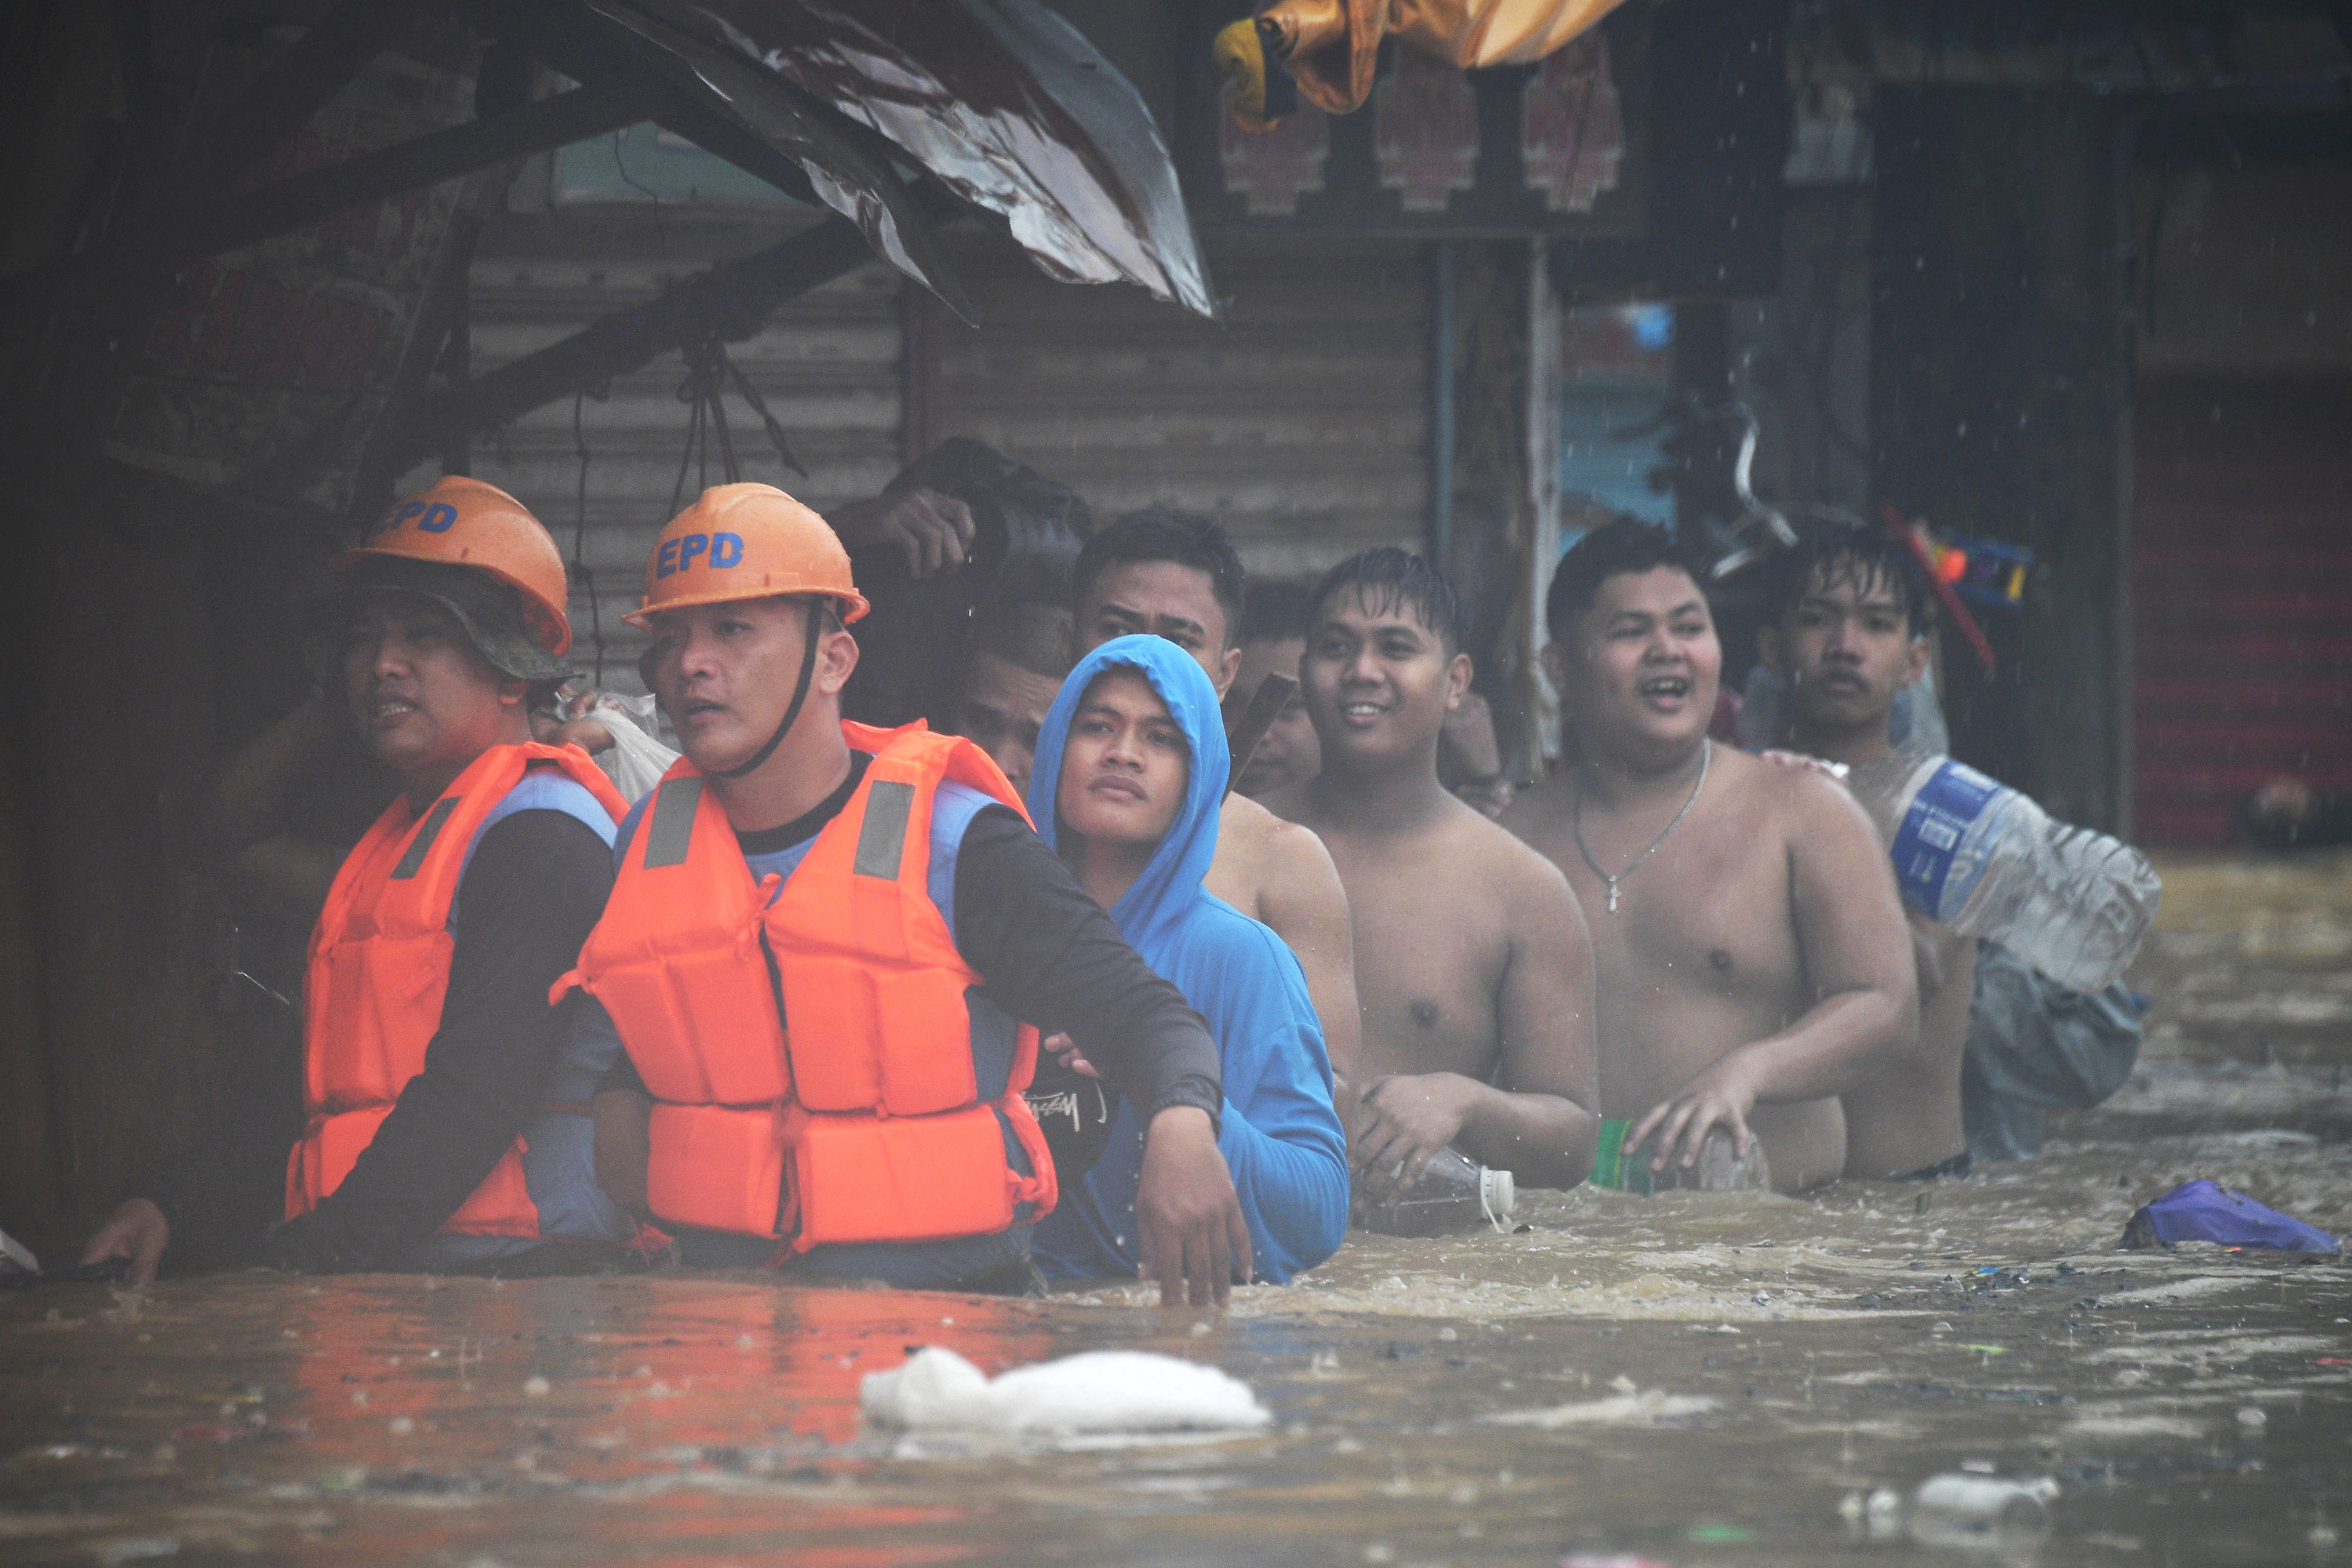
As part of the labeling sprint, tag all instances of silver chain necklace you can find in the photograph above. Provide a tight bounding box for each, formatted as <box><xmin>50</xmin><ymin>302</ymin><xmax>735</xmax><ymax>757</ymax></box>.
<box><xmin>1571</xmin><ymin>739</ymin><xmax>1711</xmax><ymax>914</ymax></box>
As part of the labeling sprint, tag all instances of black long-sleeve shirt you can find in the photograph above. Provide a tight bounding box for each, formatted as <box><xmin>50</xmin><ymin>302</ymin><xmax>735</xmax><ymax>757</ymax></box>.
<box><xmin>148</xmin><ymin>809</ymin><xmax>615</xmax><ymax>1272</ymax></box>
<box><xmin>596</xmin><ymin>753</ymin><xmax>1222</xmax><ymax>1127</ymax></box>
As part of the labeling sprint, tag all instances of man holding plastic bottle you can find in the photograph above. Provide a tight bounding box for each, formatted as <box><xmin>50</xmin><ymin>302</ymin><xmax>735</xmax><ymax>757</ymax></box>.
<box><xmin>1756</xmin><ymin>526</ymin><xmax>2154</xmax><ymax>1174</ymax></box>
<box><xmin>1753</xmin><ymin>528</ymin><xmax>1978</xmax><ymax>1179</ymax></box>
<box><xmin>569</xmin><ymin>484</ymin><xmax>1253</xmax><ymax>1304</ymax></box>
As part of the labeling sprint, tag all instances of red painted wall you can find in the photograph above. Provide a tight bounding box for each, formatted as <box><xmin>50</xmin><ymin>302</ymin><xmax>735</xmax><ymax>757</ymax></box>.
<box><xmin>2132</xmin><ymin>377</ymin><xmax>2352</xmax><ymax>844</ymax></box>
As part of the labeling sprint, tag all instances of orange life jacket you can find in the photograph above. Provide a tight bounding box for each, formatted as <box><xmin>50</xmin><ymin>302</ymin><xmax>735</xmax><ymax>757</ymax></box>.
<box><xmin>560</xmin><ymin>721</ymin><xmax>1057</xmax><ymax>1249</ymax></box>
<box><xmin>286</xmin><ymin>742</ymin><xmax>628</xmax><ymax>1237</ymax></box>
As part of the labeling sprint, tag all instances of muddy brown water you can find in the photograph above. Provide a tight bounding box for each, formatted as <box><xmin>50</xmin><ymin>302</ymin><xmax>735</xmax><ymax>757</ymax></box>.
<box><xmin>8</xmin><ymin>852</ymin><xmax>2352</xmax><ymax>1567</ymax></box>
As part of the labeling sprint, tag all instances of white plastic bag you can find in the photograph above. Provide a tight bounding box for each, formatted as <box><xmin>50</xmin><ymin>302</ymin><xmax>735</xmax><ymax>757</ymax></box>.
<box><xmin>861</xmin><ymin>1347</ymin><xmax>1270</xmax><ymax>1436</ymax></box>
<box><xmin>586</xmin><ymin>691</ymin><xmax>675</xmax><ymax>804</ymax></box>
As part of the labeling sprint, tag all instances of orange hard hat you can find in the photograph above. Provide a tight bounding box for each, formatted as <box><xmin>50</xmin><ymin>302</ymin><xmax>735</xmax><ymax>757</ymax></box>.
<box><xmin>625</xmin><ymin>483</ymin><xmax>870</xmax><ymax>628</ymax></box>
<box><xmin>335</xmin><ymin>476</ymin><xmax>573</xmax><ymax>656</ymax></box>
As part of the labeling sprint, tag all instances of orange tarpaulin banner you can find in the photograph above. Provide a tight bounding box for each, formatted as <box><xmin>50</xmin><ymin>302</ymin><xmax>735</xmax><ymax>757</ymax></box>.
<box><xmin>1248</xmin><ymin>0</ymin><xmax>1628</xmax><ymax>118</ymax></box>
<box><xmin>1391</xmin><ymin>0</ymin><xmax>1628</xmax><ymax>70</ymax></box>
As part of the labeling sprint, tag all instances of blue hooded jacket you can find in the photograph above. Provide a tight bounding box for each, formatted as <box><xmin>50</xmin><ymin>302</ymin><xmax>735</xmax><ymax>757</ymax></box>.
<box><xmin>1027</xmin><ymin>636</ymin><xmax>1348</xmax><ymax>1284</ymax></box>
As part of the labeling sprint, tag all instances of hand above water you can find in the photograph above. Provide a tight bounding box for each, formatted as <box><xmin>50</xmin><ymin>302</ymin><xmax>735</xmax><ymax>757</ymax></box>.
<box><xmin>1135</xmin><ymin>1106</ymin><xmax>1251</xmax><ymax>1308</ymax></box>
<box><xmin>1627</xmin><ymin>1054</ymin><xmax>1760</xmax><ymax>1175</ymax></box>
<box><xmin>1351</xmin><ymin>1072</ymin><xmax>1477</xmax><ymax>1199</ymax></box>
<box><xmin>81</xmin><ymin>1198</ymin><xmax>169</xmax><ymax>1285</ymax></box>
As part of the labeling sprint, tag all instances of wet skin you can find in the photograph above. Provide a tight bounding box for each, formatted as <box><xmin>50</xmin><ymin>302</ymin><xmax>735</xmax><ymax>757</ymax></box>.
<box><xmin>1055</xmin><ymin>668</ymin><xmax>1191</xmax><ymax>908</ymax></box>
<box><xmin>343</xmin><ymin>596</ymin><xmax>534</xmax><ymax>809</ymax></box>
<box><xmin>1267</xmin><ymin>586</ymin><xmax>1598</xmax><ymax>1195</ymax></box>
<box><xmin>1758</xmin><ymin>564</ymin><xmax>1933</xmax><ymax>761</ymax></box>
<box><xmin>1504</xmin><ymin>567</ymin><xmax>1918</xmax><ymax>1193</ymax></box>
<box><xmin>1073</xmin><ymin>563</ymin><xmax>1362</xmax><ymax>1085</ymax></box>
<box><xmin>1760</xmin><ymin>567</ymin><xmax>1967</xmax><ymax>1179</ymax></box>
<box><xmin>644</xmin><ymin>596</ymin><xmax>861</xmax><ymax>831</ymax></box>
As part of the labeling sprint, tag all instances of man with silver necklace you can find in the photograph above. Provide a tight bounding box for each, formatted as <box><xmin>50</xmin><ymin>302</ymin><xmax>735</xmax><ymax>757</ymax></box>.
<box><xmin>1504</xmin><ymin>520</ymin><xmax>1919</xmax><ymax>1193</ymax></box>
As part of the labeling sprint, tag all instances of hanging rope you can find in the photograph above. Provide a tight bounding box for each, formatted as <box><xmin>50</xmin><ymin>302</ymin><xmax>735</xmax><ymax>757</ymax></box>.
<box><xmin>571</xmin><ymin>389</ymin><xmax>607</xmax><ymax>688</ymax></box>
<box><xmin>668</xmin><ymin>334</ymin><xmax>807</xmax><ymax>523</ymax></box>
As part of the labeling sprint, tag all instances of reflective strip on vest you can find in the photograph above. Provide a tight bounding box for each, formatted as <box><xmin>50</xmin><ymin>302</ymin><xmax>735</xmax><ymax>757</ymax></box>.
<box><xmin>641</xmin><ymin>775</ymin><xmax>703</xmax><ymax>869</ymax></box>
<box><xmin>573</xmin><ymin>723</ymin><xmax>1056</xmax><ymax>1247</ymax></box>
<box><xmin>286</xmin><ymin>743</ymin><xmax>629</xmax><ymax>1241</ymax></box>
<box><xmin>389</xmin><ymin>797</ymin><xmax>460</xmax><ymax>880</ymax></box>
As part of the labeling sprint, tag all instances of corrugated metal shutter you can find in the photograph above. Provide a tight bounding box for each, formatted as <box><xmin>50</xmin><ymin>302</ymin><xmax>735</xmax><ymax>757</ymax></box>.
<box><xmin>2133</xmin><ymin>377</ymin><xmax>2352</xmax><ymax>845</ymax></box>
<box><xmin>930</xmin><ymin>236</ymin><xmax>1427</xmax><ymax>581</ymax></box>
<box><xmin>457</xmin><ymin>207</ymin><xmax>905</xmax><ymax>693</ymax></box>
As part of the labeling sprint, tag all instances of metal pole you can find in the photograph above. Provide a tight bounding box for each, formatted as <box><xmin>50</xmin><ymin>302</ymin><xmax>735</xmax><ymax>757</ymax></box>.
<box><xmin>1427</xmin><ymin>240</ymin><xmax>1456</xmax><ymax>568</ymax></box>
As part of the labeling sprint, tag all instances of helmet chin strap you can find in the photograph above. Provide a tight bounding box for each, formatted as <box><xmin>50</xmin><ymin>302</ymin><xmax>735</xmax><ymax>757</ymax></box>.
<box><xmin>713</xmin><ymin>603</ymin><xmax>824</xmax><ymax>781</ymax></box>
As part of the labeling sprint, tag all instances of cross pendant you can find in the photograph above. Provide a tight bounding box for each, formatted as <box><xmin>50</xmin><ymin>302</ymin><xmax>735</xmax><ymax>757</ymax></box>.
<box><xmin>1606</xmin><ymin>877</ymin><xmax>1620</xmax><ymax>914</ymax></box>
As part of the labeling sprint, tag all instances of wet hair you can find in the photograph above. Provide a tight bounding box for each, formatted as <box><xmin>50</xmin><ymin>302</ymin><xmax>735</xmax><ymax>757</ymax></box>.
<box><xmin>1543</xmin><ymin>518</ymin><xmax>1699</xmax><ymax>642</ymax></box>
<box><xmin>1239</xmin><ymin>580</ymin><xmax>1315</xmax><ymax>644</ymax></box>
<box><xmin>1307</xmin><ymin>547</ymin><xmax>1468</xmax><ymax>656</ymax></box>
<box><xmin>1762</xmin><ymin>525</ymin><xmax>1936</xmax><ymax>637</ymax></box>
<box><xmin>964</xmin><ymin>595</ymin><xmax>1071</xmax><ymax>682</ymax></box>
<box><xmin>1070</xmin><ymin>505</ymin><xmax>1248</xmax><ymax>648</ymax></box>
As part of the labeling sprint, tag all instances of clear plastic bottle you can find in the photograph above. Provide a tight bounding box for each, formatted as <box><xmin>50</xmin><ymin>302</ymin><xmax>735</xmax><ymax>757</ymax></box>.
<box><xmin>1356</xmin><ymin>1148</ymin><xmax>1516</xmax><ymax>1237</ymax></box>
<box><xmin>1844</xmin><ymin>753</ymin><xmax>2161</xmax><ymax>994</ymax></box>
<box><xmin>1905</xmin><ymin>1474</ymin><xmax>2056</xmax><ymax>1549</ymax></box>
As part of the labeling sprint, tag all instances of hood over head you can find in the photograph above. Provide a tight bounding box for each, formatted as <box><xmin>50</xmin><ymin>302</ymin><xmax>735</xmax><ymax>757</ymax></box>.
<box><xmin>1028</xmin><ymin>635</ymin><xmax>1228</xmax><ymax>960</ymax></box>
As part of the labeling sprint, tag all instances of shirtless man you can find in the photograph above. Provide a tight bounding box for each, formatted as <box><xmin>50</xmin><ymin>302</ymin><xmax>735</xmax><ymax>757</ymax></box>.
<box><xmin>1757</xmin><ymin>530</ymin><xmax>1968</xmax><ymax>1180</ymax></box>
<box><xmin>1264</xmin><ymin>549</ymin><xmax>1598</xmax><ymax>1194</ymax></box>
<box><xmin>1502</xmin><ymin>520</ymin><xmax>1917</xmax><ymax>1192</ymax></box>
<box><xmin>1070</xmin><ymin>509</ymin><xmax>1362</xmax><ymax>1085</ymax></box>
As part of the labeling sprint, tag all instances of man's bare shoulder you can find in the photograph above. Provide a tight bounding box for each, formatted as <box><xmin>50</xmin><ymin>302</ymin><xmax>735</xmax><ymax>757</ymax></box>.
<box><xmin>1224</xmin><ymin>788</ymin><xmax>1294</xmax><ymax>845</ymax></box>
<box><xmin>1224</xmin><ymin>789</ymin><xmax>1331</xmax><ymax>867</ymax></box>
<box><xmin>1431</xmin><ymin>793</ymin><xmax>1575</xmax><ymax>909</ymax></box>
<box><xmin>1221</xmin><ymin>789</ymin><xmax>1345</xmax><ymax>909</ymax></box>
<box><xmin>1712</xmin><ymin>743</ymin><xmax>1878</xmax><ymax>849</ymax></box>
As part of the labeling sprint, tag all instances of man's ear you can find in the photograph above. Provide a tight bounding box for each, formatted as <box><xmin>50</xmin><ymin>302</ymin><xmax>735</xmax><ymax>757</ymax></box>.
<box><xmin>815</xmin><ymin>625</ymin><xmax>860</xmax><ymax>695</ymax></box>
<box><xmin>1755</xmin><ymin>623</ymin><xmax>1787</xmax><ymax>678</ymax></box>
<box><xmin>1538</xmin><ymin>640</ymin><xmax>1569</xmax><ymax>696</ymax></box>
<box><xmin>1444</xmin><ymin>650</ymin><xmax>1473</xmax><ymax>709</ymax></box>
<box><xmin>1214</xmin><ymin>642</ymin><xmax>1242</xmax><ymax>700</ymax></box>
<box><xmin>1900</xmin><ymin>633</ymin><xmax>1931</xmax><ymax>688</ymax></box>
<box><xmin>497</xmin><ymin>677</ymin><xmax>530</xmax><ymax>709</ymax></box>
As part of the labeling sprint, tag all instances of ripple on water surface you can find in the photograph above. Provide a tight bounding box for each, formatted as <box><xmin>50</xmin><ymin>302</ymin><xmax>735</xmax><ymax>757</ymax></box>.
<box><xmin>6</xmin><ymin>851</ymin><xmax>2351</xmax><ymax>1564</ymax></box>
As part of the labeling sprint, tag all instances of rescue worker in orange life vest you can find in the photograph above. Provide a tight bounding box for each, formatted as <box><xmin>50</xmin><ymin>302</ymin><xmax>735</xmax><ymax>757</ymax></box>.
<box><xmin>81</xmin><ymin>477</ymin><xmax>641</xmax><ymax>1282</ymax></box>
<box><xmin>573</xmin><ymin>484</ymin><xmax>1253</xmax><ymax>1304</ymax></box>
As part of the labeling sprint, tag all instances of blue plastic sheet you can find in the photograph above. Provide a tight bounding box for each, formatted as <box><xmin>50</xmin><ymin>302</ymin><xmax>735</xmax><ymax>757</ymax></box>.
<box><xmin>2122</xmin><ymin>1180</ymin><xmax>2340</xmax><ymax>1254</ymax></box>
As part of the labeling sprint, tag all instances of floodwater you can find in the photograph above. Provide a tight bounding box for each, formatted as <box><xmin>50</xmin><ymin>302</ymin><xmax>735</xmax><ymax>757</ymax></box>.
<box><xmin>8</xmin><ymin>852</ymin><xmax>2351</xmax><ymax>1567</ymax></box>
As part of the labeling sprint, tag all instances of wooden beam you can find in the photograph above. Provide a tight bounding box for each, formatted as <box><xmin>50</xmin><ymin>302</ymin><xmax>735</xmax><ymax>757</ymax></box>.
<box><xmin>7</xmin><ymin>83</ymin><xmax>659</xmax><ymax>316</ymax></box>
<box><xmin>389</xmin><ymin>215</ymin><xmax>883</xmax><ymax>471</ymax></box>
<box><xmin>172</xmin><ymin>82</ymin><xmax>656</xmax><ymax>271</ymax></box>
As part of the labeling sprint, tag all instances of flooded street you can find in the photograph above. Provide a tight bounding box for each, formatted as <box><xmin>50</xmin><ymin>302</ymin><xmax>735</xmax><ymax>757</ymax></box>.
<box><xmin>8</xmin><ymin>852</ymin><xmax>2351</xmax><ymax>1568</ymax></box>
